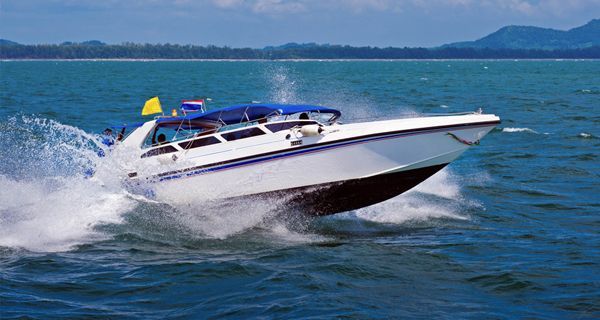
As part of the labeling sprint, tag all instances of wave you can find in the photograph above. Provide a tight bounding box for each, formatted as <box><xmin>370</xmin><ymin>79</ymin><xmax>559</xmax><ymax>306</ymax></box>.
<box><xmin>0</xmin><ymin>115</ymin><xmax>324</xmax><ymax>251</ymax></box>
<box><xmin>0</xmin><ymin>175</ymin><xmax>135</xmax><ymax>252</ymax></box>
<box><xmin>576</xmin><ymin>89</ymin><xmax>599</xmax><ymax>95</ymax></box>
<box><xmin>326</xmin><ymin>168</ymin><xmax>474</xmax><ymax>228</ymax></box>
<box><xmin>502</xmin><ymin>127</ymin><xmax>538</xmax><ymax>134</ymax></box>
<box><xmin>578</xmin><ymin>132</ymin><xmax>596</xmax><ymax>139</ymax></box>
<box><xmin>0</xmin><ymin>116</ymin><xmax>137</xmax><ymax>252</ymax></box>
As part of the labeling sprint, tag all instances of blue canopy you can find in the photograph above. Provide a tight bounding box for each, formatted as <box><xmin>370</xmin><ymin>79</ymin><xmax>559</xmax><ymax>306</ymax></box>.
<box><xmin>156</xmin><ymin>103</ymin><xmax>341</xmax><ymax>128</ymax></box>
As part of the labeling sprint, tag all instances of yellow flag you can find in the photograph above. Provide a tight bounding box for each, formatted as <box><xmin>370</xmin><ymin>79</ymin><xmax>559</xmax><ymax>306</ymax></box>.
<box><xmin>142</xmin><ymin>97</ymin><xmax>163</xmax><ymax>116</ymax></box>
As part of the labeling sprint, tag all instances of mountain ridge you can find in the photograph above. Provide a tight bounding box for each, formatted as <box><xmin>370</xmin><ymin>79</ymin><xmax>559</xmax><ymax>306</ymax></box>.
<box><xmin>1</xmin><ymin>20</ymin><xmax>599</xmax><ymax>58</ymax></box>
<box><xmin>444</xmin><ymin>19</ymin><xmax>599</xmax><ymax>49</ymax></box>
<box><xmin>2</xmin><ymin>19</ymin><xmax>598</xmax><ymax>51</ymax></box>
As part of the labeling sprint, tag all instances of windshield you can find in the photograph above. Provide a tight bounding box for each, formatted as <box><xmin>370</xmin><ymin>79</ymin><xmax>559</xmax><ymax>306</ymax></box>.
<box><xmin>142</xmin><ymin>120</ymin><xmax>220</xmax><ymax>148</ymax></box>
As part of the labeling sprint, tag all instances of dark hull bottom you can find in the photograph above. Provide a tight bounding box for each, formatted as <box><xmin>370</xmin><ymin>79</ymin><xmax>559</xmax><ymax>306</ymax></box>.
<box><xmin>245</xmin><ymin>163</ymin><xmax>449</xmax><ymax>216</ymax></box>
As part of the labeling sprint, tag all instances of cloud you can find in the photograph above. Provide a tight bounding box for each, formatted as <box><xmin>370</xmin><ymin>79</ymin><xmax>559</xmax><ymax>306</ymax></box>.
<box><xmin>207</xmin><ymin>0</ymin><xmax>399</xmax><ymax>14</ymax></box>
<box><xmin>521</xmin><ymin>0</ymin><xmax>592</xmax><ymax>17</ymax></box>
<box><xmin>205</xmin><ymin>0</ymin><xmax>594</xmax><ymax>16</ymax></box>
<box><xmin>340</xmin><ymin>0</ymin><xmax>394</xmax><ymax>12</ymax></box>
<box><xmin>4</xmin><ymin>0</ymin><xmax>597</xmax><ymax>19</ymax></box>
<box><xmin>252</xmin><ymin>0</ymin><xmax>306</xmax><ymax>14</ymax></box>
<box><xmin>210</xmin><ymin>0</ymin><xmax>306</xmax><ymax>14</ymax></box>
<box><xmin>507</xmin><ymin>1</ymin><xmax>535</xmax><ymax>15</ymax></box>
<box><xmin>12</xmin><ymin>0</ymin><xmax>594</xmax><ymax>17</ymax></box>
<box><xmin>212</xmin><ymin>0</ymin><xmax>245</xmax><ymax>9</ymax></box>
<box><xmin>472</xmin><ymin>0</ymin><xmax>596</xmax><ymax>17</ymax></box>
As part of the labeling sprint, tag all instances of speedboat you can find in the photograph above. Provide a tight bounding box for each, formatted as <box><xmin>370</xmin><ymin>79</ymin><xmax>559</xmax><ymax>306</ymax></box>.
<box><xmin>109</xmin><ymin>103</ymin><xmax>500</xmax><ymax>215</ymax></box>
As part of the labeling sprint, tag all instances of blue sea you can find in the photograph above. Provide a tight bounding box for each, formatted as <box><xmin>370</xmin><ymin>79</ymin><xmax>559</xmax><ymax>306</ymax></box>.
<box><xmin>0</xmin><ymin>60</ymin><xmax>598</xmax><ymax>319</ymax></box>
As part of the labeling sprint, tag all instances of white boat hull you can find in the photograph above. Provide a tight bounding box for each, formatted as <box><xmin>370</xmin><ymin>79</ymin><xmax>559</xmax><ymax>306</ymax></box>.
<box><xmin>123</xmin><ymin>114</ymin><xmax>499</xmax><ymax>215</ymax></box>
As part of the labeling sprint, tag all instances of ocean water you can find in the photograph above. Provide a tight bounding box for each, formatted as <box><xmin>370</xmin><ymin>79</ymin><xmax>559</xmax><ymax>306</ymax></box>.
<box><xmin>0</xmin><ymin>60</ymin><xmax>598</xmax><ymax>319</ymax></box>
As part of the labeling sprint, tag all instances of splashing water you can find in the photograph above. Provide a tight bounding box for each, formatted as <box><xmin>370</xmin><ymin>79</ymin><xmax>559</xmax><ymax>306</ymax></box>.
<box><xmin>262</xmin><ymin>64</ymin><xmax>419</xmax><ymax>122</ymax></box>
<box><xmin>330</xmin><ymin>168</ymin><xmax>472</xmax><ymax>226</ymax></box>
<box><xmin>258</xmin><ymin>67</ymin><xmax>448</xmax><ymax>230</ymax></box>
<box><xmin>267</xmin><ymin>65</ymin><xmax>299</xmax><ymax>104</ymax></box>
<box><xmin>0</xmin><ymin>112</ymin><xmax>478</xmax><ymax>252</ymax></box>
<box><xmin>578</xmin><ymin>132</ymin><xmax>595</xmax><ymax>139</ymax></box>
<box><xmin>0</xmin><ymin>116</ymin><xmax>137</xmax><ymax>252</ymax></box>
<box><xmin>0</xmin><ymin>116</ymin><xmax>102</xmax><ymax>178</ymax></box>
<box><xmin>502</xmin><ymin>127</ymin><xmax>538</xmax><ymax>134</ymax></box>
<box><xmin>0</xmin><ymin>175</ymin><xmax>135</xmax><ymax>252</ymax></box>
<box><xmin>0</xmin><ymin>116</ymin><xmax>322</xmax><ymax>251</ymax></box>
<box><xmin>170</xmin><ymin>197</ymin><xmax>282</xmax><ymax>239</ymax></box>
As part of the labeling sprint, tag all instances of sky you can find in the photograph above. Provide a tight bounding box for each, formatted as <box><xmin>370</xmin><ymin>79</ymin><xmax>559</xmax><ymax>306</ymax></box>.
<box><xmin>1</xmin><ymin>0</ymin><xmax>599</xmax><ymax>48</ymax></box>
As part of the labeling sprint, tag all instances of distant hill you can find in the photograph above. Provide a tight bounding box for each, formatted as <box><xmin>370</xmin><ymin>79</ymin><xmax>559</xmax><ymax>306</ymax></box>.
<box><xmin>80</xmin><ymin>40</ymin><xmax>106</xmax><ymax>46</ymax></box>
<box><xmin>444</xmin><ymin>19</ymin><xmax>600</xmax><ymax>49</ymax></box>
<box><xmin>1</xmin><ymin>32</ymin><xmax>599</xmax><ymax>59</ymax></box>
<box><xmin>0</xmin><ymin>39</ymin><xmax>20</xmax><ymax>46</ymax></box>
<box><xmin>60</xmin><ymin>40</ymin><xmax>106</xmax><ymax>46</ymax></box>
<box><xmin>0</xmin><ymin>39</ymin><xmax>106</xmax><ymax>46</ymax></box>
<box><xmin>264</xmin><ymin>42</ymin><xmax>330</xmax><ymax>50</ymax></box>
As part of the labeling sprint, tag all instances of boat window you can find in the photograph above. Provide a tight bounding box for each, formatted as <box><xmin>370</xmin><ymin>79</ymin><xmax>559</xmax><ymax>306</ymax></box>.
<box><xmin>220</xmin><ymin>127</ymin><xmax>266</xmax><ymax>141</ymax></box>
<box><xmin>143</xmin><ymin>126</ymin><xmax>171</xmax><ymax>147</ymax></box>
<box><xmin>265</xmin><ymin>121</ymin><xmax>317</xmax><ymax>133</ymax></box>
<box><xmin>141</xmin><ymin>145</ymin><xmax>178</xmax><ymax>158</ymax></box>
<box><xmin>143</xmin><ymin>122</ymin><xmax>217</xmax><ymax>148</ymax></box>
<box><xmin>179</xmin><ymin>136</ymin><xmax>221</xmax><ymax>150</ymax></box>
<box><xmin>217</xmin><ymin>121</ymin><xmax>259</xmax><ymax>133</ymax></box>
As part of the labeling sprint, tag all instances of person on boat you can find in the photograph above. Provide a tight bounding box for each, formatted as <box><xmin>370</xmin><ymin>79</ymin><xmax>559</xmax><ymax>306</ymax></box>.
<box><xmin>299</xmin><ymin>112</ymin><xmax>309</xmax><ymax>120</ymax></box>
<box><xmin>116</xmin><ymin>128</ymin><xmax>125</xmax><ymax>141</ymax></box>
<box><xmin>157</xmin><ymin>133</ymin><xmax>167</xmax><ymax>145</ymax></box>
<box><xmin>102</xmin><ymin>128</ymin><xmax>115</xmax><ymax>147</ymax></box>
<box><xmin>97</xmin><ymin>128</ymin><xmax>115</xmax><ymax>158</ymax></box>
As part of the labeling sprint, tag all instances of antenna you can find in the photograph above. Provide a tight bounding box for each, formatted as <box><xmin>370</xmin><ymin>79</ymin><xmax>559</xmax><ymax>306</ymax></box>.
<box><xmin>202</xmin><ymin>97</ymin><xmax>212</xmax><ymax>112</ymax></box>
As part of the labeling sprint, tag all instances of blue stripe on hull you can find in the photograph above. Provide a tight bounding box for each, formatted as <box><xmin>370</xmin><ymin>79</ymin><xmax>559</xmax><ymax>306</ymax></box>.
<box><xmin>156</xmin><ymin>122</ymin><xmax>494</xmax><ymax>183</ymax></box>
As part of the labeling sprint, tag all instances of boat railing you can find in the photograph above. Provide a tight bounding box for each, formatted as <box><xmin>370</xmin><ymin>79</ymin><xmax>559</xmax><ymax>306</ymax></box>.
<box><xmin>340</xmin><ymin>108</ymin><xmax>484</xmax><ymax>123</ymax></box>
<box><xmin>422</xmin><ymin>108</ymin><xmax>483</xmax><ymax>117</ymax></box>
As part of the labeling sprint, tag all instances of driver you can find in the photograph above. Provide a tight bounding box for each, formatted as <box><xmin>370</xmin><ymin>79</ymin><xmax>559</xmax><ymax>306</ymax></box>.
<box><xmin>157</xmin><ymin>133</ymin><xmax>167</xmax><ymax>145</ymax></box>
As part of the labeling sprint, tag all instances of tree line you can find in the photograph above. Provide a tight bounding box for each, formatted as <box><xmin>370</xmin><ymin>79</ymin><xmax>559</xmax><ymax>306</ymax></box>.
<box><xmin>1</xmin><ymin>43</ymin><xmax>599</xmax><ymax>59</ymax></box>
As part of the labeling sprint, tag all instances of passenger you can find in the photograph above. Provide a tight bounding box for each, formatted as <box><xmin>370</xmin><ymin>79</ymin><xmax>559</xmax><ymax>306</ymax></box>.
<box><xmin>101</xmin><ymin>128</ymin><xmax>114</xmax><ymax>147</ymax></box>
<box><xmin>116</xmin><ymin>128</ymin><xmax>125</xmax><ymax>141</ymax></box>
<box><xmin>98</xmin><ymin>128</ymin><xmax>114</xmax><ymax>158</ymax></box>
<box><xmin>157</xmin><ymin>133</ymin><xmax>167</xmax><ymax>145</ymax></box>
<box><xmin>299</xmin><ymin>113</ymin><xmax>309</xmax><ymax>120</ymax></box>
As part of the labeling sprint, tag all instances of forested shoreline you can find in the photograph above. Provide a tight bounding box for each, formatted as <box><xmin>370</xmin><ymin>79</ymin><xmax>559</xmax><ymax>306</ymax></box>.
<box><xmin>1</xmin><ymin>43</ymin><xmax>599</xmax><ymax>59</ymax></box>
